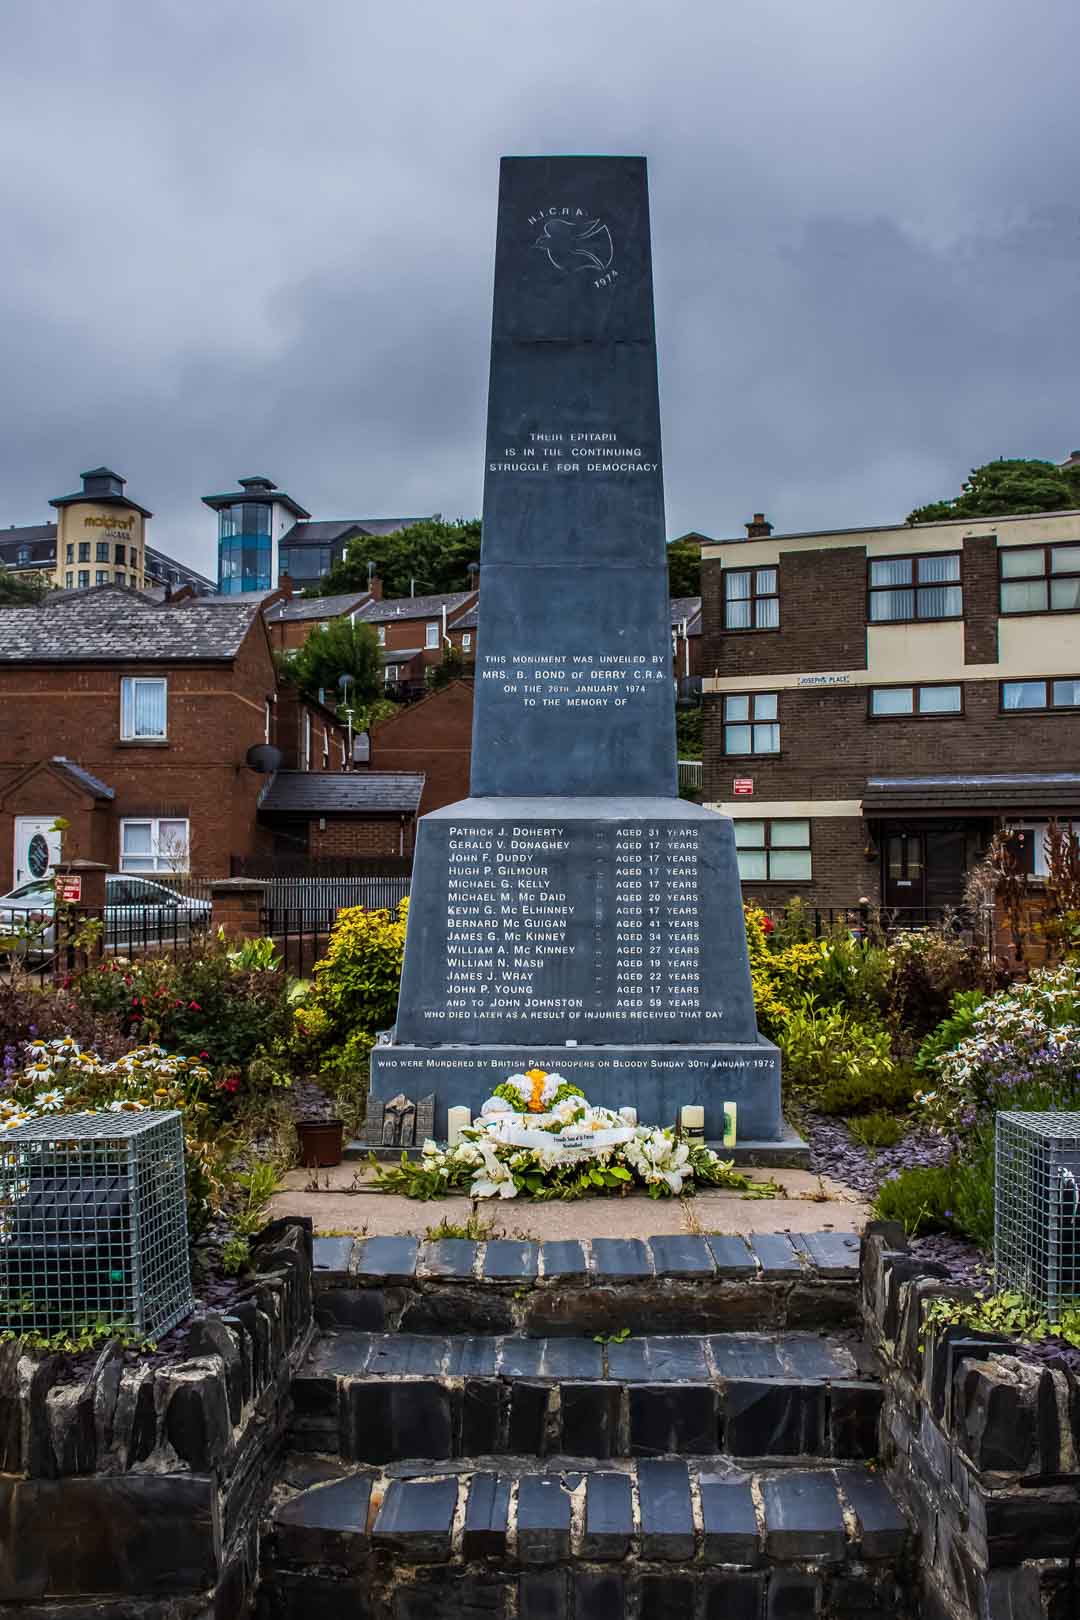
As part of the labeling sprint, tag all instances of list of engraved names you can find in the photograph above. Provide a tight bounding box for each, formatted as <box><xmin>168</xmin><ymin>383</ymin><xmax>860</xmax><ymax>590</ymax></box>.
<box><xmin>433</xmin><ymin>821</ymin><xmax>707</xmax><ymax>1028</ymax></box>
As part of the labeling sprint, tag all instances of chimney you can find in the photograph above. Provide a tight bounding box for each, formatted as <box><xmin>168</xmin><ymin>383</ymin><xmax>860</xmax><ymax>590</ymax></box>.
<box><xmin>745</xmin><ymin>512</ymin><xmax>773</xmax><ymax>539</ymax></box>
<box><xmin>368</xmin><ymin>574</ymin><xmax>383</xmax><ymax>601</ymax></box>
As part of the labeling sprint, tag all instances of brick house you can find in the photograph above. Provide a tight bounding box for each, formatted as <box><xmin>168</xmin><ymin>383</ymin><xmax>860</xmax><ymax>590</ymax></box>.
<box><xmin>255</xmin><ymin>771</ymin><xmax>424</xmax><ymax>857</ymax></box>
<box><xmin>670</xmin><ymin>596</ymin><xmax>702</xmax><ymax>693</ymax></box>
<box><xmin>0</xmin><ymin>587</ymin><xmax>358</xmax><ymax>887</ymax></box>
<box><xmin>355</xmin><ymin>591</ymin><xmax>478</xmax><ymax>697</ymax></box>
<box><xmin>366</xmin><ymin>680</ymin><xmax>475</xmax><ymax>814</ymax></box>
<box><xmin>700</xmin><ymin>508</ymin><xmax>1080</xmax><ymax>912</ymax></box>
<box><xmin>263</xmin><ymin>586</ymin><xmax>380</xmax><ymax>656</ymax></box>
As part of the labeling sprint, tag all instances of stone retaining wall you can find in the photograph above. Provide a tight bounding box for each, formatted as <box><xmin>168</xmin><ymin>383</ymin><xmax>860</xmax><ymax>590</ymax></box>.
<box><xmin>0</xmin><ymin>1217</ymin><xmax>314</xmax><ymax>1619</ymax></box>
<box><xmin>862</xmin><ymin>1220</ymin><xmax>1076</xmax><ymax>1620</ymax></box>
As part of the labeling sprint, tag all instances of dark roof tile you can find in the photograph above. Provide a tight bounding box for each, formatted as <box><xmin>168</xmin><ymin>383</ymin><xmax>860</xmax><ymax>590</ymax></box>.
<box><xmin>258</xmin><ymin>771</ymin><xmax>424</xmax><ymax>814</ymax></box>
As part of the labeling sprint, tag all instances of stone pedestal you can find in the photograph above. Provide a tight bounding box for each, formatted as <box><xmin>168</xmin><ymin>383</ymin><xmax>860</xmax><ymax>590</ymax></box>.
<box><xmin>370</xmin><ymin>797</ymin><xmax>782</xmax><ymax>1140</ymax></box>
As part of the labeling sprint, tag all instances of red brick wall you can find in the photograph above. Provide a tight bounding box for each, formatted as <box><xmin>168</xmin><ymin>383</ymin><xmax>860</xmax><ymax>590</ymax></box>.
<box><xmin>963</xmin><ymin>534</ymin><xmax>999</xmax><ymax>664</ymax></box>
<box><xmin>368</xmin><ymin>680</ymin><xmax>473</xmax><ymax>814</ymax></box>
<box><xmin>310</xmin><ymin>817</ymin><xmax>412</xmax><ymax>856</ymax></box>
<box><xmin>702</xmin><ymin>547</ymin><xmax>868</xmax><ymax>680</ymax></box>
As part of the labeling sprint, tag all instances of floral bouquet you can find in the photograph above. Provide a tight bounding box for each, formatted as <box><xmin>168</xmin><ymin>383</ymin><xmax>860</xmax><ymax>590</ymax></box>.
<box><xmin>372</xmin><ymin>1067</ymin><xmax>773</xmax><ymax>1203</ymax></box>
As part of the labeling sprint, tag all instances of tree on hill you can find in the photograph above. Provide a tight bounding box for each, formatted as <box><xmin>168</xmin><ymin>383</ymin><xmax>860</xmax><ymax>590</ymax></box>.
<box><xmin>0</xmin><ymin>572</ymin><xmax>48</xmax><ymax>606</ymax></box>
<box><xmin>312</xmin><ymin>518</ymin><xmax>482</xmax><ymax>600</ymax></box>
<box><xmin>667</xmin><ymin>537</ymin><xmax>702</xmax><ymax>596</ymax></box>
<box><xmin>280</xmin><ymin>616</ymin><xmax>382</xmax><ymax>711</ymax></box>
<box><xmin>908</xmin><ymin>459</ymin><xmax>1080</xmax><ymax>525</ymax></box>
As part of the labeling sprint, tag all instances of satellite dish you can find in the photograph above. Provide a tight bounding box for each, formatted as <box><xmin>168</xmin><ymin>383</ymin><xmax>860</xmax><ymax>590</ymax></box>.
<box><xmin>245</xmin><ymin>743</ymin><xmax>283</xmax><ymax>774</ymax></box>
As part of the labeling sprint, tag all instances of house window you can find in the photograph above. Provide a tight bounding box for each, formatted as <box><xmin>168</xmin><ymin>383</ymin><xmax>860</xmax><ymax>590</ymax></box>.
<box><xmin>870</xmin><ymin>683</ymin><xmax>962</xmax><ymax>716</ymax></box>
<box><xmin>425</xmin><ymin>621</ymin><xmax>440</xmax><ymax>649</ymax></box>
<box><xmin>64</xmin><ymin>571</ymin><xmax>73</xmax><ymax>587</ymax></box>
<box><xmin>96</xmin><ymin>569</ymin><xmax>109</xmax><ymax>585</ymax></box>
<box><xmin>724</xmin><ymin>567</ymin><xmax>779</xmax><ymax>630</ymax></box>
<box><xmin>120</xmin><ymin>676</ymin><xmax>167</xmax><ymax>739</ymax></box>
<box><xmin>114</xmin><ymin>544</ymin><xmax>126</xmax><ymax>564</ymax></box>
<box><xmin>319</xmin><ymin>622</ymin><xmax>329</xmax><ymax>634</ymax></box>
<box><xmin>462</xmin><ymin>633</ymin><xmax>472</xmax><ymax>652</ymax></box>
<box><xmin>1000</xmin><ymin>544</ymin><xmax>1080</xmax><ymax>614</ymax></box>
<box><xmin>264</xmin><ymin>698</ymin><xmax>273</xmax><ymax>744</ymax></box>
<box><xmin>303</xmin><ymin>711</ymin><xmax>312</xmax><ymax>771</ymax></box>
<box><xmin>1001</xmin><ymin>678</ymin><xmax>1080</xmax><ymax>711</ymax></box>
<box><xmin>96</xmin><ymin>541</ymin><xmax>109</xmax><ymax>562</ymax></box>
<box><xmin>16</xmin><ymin>546</ymin><xmax>30</xmax><ymax>566</ymax></box>
<box><xmin>377</xmin><ymin>625</ymin><xmax>386</xmax><ymax>645</ymax></box>
<box><xmin>1006</xmin><ymin>822</ymin><xmax>1080</xmax><ymax>878</ymax></box>
<box><xmin>868</xmin><ymin>553</ymin><xmax>961</xmax><ymax>622</ymax></box>
<box><xmin>66</xmin><ymin>544</ymin><xmax>74</xmax><ymax>563</ymax></box>
<box><xmin>77</xmin><ymin>569</ymin><xmax>90</xmax><ymax>588</ymax></box>
<box><xmin>384</xmin><ymin>664</ymin><xmax>399</xmax><ymax>685</ymax></box>
<box><xmin>115</xmin><ymin>571</ymin><xmax>126</xmax><ymax>587</ymax></box>
<box><xmin>723</xmin><ymin>692</ymin><xmax>779</xmax><ymax>753</ymax></box>
<box><xmin>120</xmin><ymin>818</ymin><xmax>190</xmax><ymax>874</ymax></box>
<box><xmin>322</xmin><ymin>727</ymin><xmax>329</xmax><ymax>768</ymax></box>
<box><xmin>734</xmin><ymin>819</ymin><xmax>812</xmax><ymax>881</ymax></box>
<box><xmin>78</xmin><ymin>542</ymin><xmax>90</xmax><ymax>563</ymax></box>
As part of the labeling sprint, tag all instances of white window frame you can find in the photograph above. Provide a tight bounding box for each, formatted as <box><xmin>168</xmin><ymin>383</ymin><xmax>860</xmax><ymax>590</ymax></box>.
<box><xmin>462</xmin><ymin>632</ymin><xmax>472</xmax><ymax>651</ymax></box>
<box><xmin>425</xmin><ymin>621</ymin><xmax>440</xmax><ymax>650</ymax></box>
<box><xmin>722</xmin><ymin>692</ymin><xmax>779</xmax><ymax>754</ymax></box>
<box><xmin>303</xmin><ymin>711</ymin><xmax>312</xmax><ymax>771</ymax></box>
<box><xmin>377</xmin><ymin>625</ymin><xmax>386</xmax><ymax>645</ymax></box>
<box><xmin>120</xmin><ymin>676</ymin><xmax>168</xmax><ymax>740</ymax></box>
<box><xmin>1009</xmin><ymin>821</ymin><xmax>1080</xmax><ymax>879</ymax></box>
<box><xmin>322</xmin><ymin>726</ymin><xmax>330</xmax><ymax>768</ymax></box>
<box><xmin>734</xmin><ymin>818</ymin><xmax>812</xmax><ymax>882</ymax></box>
<box><xmin>119</xmin><ymin>817</ymin><xmax>190</xmax><ymax>874</ymax></box>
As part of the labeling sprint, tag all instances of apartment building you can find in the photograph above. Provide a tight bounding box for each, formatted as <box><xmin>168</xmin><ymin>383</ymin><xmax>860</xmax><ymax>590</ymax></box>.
<box><xmin>700</xmin><ymin>510</ymin><xmax>1080</xmax><ymax>911</ymax></box>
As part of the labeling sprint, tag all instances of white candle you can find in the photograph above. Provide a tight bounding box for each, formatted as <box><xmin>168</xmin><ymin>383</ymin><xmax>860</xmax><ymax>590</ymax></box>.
<box><xmin>619</xmin><ymin>1106</ymin><xmax>637</xmax><ymax>1126</ymax></box>
<box><xmin>447</xmin><ymin>1106</ymin><xmax>471</xmax><ymax>1146</ymax></box>
<box><xmin>723</xmin><ymin>1103</ymin><xmax>738</xmax><ymax>1148</ymax></box>
<box><xmin>680</xmin><ymin>1105</ymin><xmax>705</xmax><ymax>1142</ymax></box>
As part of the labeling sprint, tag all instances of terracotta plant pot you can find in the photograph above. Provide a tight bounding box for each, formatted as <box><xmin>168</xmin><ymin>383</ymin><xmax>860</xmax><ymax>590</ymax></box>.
<box><xmin>296</xmin><ymin>1118</ymin><xmax>344</xmax><ymax>1168</ymax></box>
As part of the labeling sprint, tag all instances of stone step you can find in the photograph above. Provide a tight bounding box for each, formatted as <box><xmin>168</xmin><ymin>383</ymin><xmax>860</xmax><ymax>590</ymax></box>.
<box><xmin>261</xmin><ymin>1457</ymin><xmax>910</xmax><ymax>1620</ymax></box>
<box><xmin>291</xmin><ymin>1330</ymin><xmax>882</xmax><ymax>1463</ymax></box>
<box><xmin>311</xmin><ymin>1229</ymin><xmax>862</xmax><ymax>1337</ymax></box>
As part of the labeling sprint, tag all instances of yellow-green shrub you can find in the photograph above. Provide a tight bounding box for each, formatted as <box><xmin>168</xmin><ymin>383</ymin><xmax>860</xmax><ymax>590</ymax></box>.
<box><xmin>308</xmin><ymin>900</ymin><xmax>408</xmax><ymax>1043</ymax></box>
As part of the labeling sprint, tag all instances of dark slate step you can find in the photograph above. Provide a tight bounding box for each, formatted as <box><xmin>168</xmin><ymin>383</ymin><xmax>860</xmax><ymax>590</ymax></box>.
<box><xmin>292</xmin><ymin>1330</ymin><xmax>882</xmax><ymax>1463</ymax></box>
<box><xmin>265</xmin><ymin>1459</ymin><xmax>908</xmax><ymax>1581</ymax></box>
<box><xmin>313</xmin><ymin>1229</ymin><xmax>862</xmax><ymax>1288</ymax></box>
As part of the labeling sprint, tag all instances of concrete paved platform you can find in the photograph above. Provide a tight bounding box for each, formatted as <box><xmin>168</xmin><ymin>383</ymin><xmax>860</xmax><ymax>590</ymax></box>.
<box><xmin>271</xmin><ymin>1162</ymin><xmax>867</xmax><ymax>1239</ymax></box>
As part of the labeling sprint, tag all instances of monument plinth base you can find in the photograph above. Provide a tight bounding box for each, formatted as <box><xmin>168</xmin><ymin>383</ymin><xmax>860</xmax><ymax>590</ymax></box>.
<box><xmin>369</xmin><ymin>1037</ymin><xmax>781</xmax><ymax>1143</ymax></box>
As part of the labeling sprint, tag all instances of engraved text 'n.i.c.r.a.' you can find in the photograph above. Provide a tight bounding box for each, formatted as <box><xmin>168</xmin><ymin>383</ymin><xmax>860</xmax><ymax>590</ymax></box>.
<box><xmin>528</xmin><ymin>205</ymin><xmax>617</xmax><ymax>287</ymax></box>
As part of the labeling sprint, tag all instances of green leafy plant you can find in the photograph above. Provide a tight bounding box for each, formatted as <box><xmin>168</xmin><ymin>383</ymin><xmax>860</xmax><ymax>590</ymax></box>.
<box><xmin>871</xmin><ymin>1164</ymin><xmax>956</xmax><ymax>1235</ymax></box>
<box><xmin>778</xmin><ymin>997</ymin><xmax>908</xmax><ymax>1114</ymax></box>
<box><xmin>221</xmin><ymin>1236</ymin><xmax>252</xmax><ymax>1276</ymax></box>
<box><xmin>224</xmin><ymin>934</ymin><xmax>282</xmax><ymax>972</ymax></box>
<box><xmin>0</xmin><ymin>1316</ymin><xmax>155</xmax><ymax>1354</ymax></box>
<box><xmin>594</xmin><ymin>1327</ymin><xmax>631</xmax><ymax>1345</ymax></box>
<box><xmin>845</xmin><ymin>1111</ymin><xmax>905</xmax><ymax>1150</ymax></box>
<box><xmin>920</xmin><ymin>1291</ymin><xmax>1076</xmax><ymax>1348</ymax></box>
<box><xmin>424</xmin><ymin>1211</ymin><xmax>497</xmax><ymax>1242</ymax></box>
<box><xmin>914</xmin><ymin>990</ymin><xmax>986</xmax><ymax>1075</ymax></box>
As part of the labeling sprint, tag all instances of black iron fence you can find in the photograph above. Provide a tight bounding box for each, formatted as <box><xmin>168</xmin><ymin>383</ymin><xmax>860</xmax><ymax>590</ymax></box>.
<box><xmin>755</xmin><ymin>903</ymin><xmax>974</xmax><ymax>939</ymax></box>
<box><xmin>259</xmin><ymin>908</ymin><xmax>332</xmax><ymax>978</ymax></box>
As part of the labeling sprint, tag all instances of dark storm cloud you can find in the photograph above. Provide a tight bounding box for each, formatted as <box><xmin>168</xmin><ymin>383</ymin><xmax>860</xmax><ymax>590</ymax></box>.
<box><xmin>2</xmin><ymin>0</ymin><xmax>1078</xmax><ymax>574</ymax></box>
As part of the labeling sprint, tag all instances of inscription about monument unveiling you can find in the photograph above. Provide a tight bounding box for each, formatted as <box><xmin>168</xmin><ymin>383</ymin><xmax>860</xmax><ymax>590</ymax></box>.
<box><xmin>424</xmin><ymin>820</ymin><xmax>715</xmax><ymax>1031</ymax></box>
<box><xmin>478</xmin><ymin>652</ymin><xmax>668</xmax><ymax>710</ymax></box>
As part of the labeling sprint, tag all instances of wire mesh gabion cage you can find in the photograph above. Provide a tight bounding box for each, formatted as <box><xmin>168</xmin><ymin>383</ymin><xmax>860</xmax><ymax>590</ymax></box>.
<box><xmin>0</xmin><ymin>1110</ymin><xmax>193</xmax><ymax>1339</ymax></box>
<box><xmin>995</xmin><ymin>1111</ymin><xmax>1080</xmax><ymax>1323</ymax></box>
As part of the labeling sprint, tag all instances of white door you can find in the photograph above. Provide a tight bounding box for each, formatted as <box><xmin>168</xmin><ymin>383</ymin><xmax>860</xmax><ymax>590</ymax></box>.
<box><xmin>13</xmin><ymin>818</ymin><xmax>61</xmax><ymax>885</ymax></box>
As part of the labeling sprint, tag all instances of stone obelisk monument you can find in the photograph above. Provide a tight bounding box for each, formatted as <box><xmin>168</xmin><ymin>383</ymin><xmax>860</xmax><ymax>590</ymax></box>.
<box><xmin>369</xmin><ymin>155</ymin><xmax>782</xmax><ymax>1143</ymax></box>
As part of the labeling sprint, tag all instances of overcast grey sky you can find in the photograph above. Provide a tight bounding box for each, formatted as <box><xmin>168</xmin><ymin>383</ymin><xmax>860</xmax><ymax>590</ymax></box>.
<box><xmin>2</xmin><ymin>0</ymin><xmax>1078</xmax><ymax>575</ymax></box>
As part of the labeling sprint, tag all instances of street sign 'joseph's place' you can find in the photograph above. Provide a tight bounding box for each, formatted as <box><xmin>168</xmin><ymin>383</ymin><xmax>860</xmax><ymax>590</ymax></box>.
<box><xmin>369</xmin><ymin>156</ymin><xmax>783</xmax><ymax>1143</ymax></box>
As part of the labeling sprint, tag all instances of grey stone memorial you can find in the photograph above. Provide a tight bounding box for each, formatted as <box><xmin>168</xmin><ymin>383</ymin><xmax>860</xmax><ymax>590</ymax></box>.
<box><xmin>369</xmin><ymin>154</ymin><xmax>783</xmax><ymax>1143</ymax></box>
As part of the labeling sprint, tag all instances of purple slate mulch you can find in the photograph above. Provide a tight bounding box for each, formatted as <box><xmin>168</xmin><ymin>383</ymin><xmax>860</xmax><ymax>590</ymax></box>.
<box><xmin>801</xmin><ymin>1107</ymin><xmax>954</xmax><ymax>1197</ymax></box>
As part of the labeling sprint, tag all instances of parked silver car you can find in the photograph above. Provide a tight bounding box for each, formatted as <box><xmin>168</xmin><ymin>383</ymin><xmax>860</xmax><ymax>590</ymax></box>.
<box><xmin>0</xmin><ymin>875</ymin><xmax>212</xmax><ymax>957</ymax></box>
